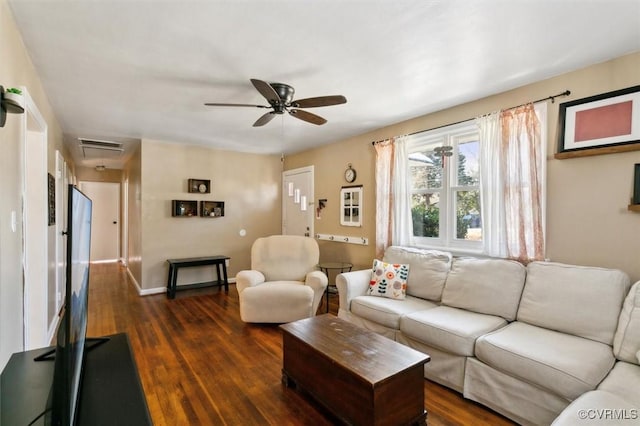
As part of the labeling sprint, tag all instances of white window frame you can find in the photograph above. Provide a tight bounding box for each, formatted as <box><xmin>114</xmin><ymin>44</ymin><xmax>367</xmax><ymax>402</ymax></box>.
<box><xmin>408</xmin><ymin>121</ymin><xmax>483</xmax><ymax>253</ymax></box>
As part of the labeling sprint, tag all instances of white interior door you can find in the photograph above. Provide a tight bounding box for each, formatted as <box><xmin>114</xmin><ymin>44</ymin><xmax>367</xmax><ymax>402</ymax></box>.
<box><xmin>22</xmin><ymin>89</ymin><xmax>49</xmax><ymax>350</ymax></box>
<box><xmin>122</xmin><ymin>178</ymin><xmax>129</xmax><ymax>266</ymax></box>
<box><xmin>282</xmin><ymin>166</ymin><xmax>314</xmax><ymax>236</ymax></box>
<box><xmin>79</xmin><ymin>181</ymin><xmax>120</xmax><ymax>262</ymax></box>
<box><xmin>53</xmin><ymin>152</ymin><xmax>68</xmax><ymax>322</ymax></box>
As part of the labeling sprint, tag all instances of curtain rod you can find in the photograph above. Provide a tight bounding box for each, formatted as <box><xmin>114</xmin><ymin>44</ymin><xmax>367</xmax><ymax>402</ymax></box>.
<box><xmin>371</xmin><ymin>89</ymin><xmax>571</xmax><ymax>145</ymax></box>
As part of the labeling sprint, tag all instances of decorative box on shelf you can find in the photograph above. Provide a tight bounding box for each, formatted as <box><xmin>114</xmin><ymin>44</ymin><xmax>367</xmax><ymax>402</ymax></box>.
<box><xmin>188</xmin><ymin>179</ymin><xmax>210</xmax><ymax>194</ymax></box>
<box><xmin>172</xmin><ymin>200</ymin><xmax>198</xmax><ymax>217</ymax></box>
<box><xmin>201</xmin><ymin>201</ymin><xmax>225</xmax><ymax>217</ymax></box>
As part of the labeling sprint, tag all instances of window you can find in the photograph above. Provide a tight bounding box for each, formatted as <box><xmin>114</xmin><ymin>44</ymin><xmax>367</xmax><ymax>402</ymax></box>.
<box><xmin>408</xmin><ymin>122</ymin><xmax>482</xmax><ymax>251</ymax></box>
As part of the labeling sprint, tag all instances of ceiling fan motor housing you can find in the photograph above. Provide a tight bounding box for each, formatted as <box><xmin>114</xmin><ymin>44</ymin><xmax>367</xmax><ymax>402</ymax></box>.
<box><xmin>270</xmin><ymin>83</ymin><xmax>295</xmax><ymax>105</ymax></box>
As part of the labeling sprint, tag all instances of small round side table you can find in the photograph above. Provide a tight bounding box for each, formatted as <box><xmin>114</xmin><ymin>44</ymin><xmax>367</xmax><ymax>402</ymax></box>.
<box><xmin>318</xmin><ymin>262</ymin><xmax>353</xmax><ymax>313</ymax></box>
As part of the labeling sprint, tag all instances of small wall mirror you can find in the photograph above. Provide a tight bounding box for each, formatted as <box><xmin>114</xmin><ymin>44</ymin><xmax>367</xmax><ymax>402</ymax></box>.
<box><xmin>340</xmin><ymin>185</ymin><xmax>363</xmax><ymax>227</ymax></box>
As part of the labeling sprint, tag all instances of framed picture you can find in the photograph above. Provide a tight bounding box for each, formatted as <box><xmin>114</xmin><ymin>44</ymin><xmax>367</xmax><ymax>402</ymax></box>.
<box><xmin>557</xmin><ymin>85</ymin><xmax>640</xmax><ymax>156</ymax></box>
<box><xmin>634</xmin><ymin>164</ymin><xmax>640</xmax><ymax>205</ymax></box>
<box><xmin>48</xmin><ymin>173</ymin><xmax>55</xmax><ymax>226</ymax></box>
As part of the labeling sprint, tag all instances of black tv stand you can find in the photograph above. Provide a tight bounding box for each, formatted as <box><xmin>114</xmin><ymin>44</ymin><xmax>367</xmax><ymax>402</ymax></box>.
<box><xmin>83</xmin><ymin>336</ymin><xmax>111</xmax><ymax>351</ymax></box>
<box><xmin>1</xmin><ymin>333</ymin><xmax>151</xmax><ymax>425</ymax></box>
<box><xmin>32</xmin><ymin>337</ymin><xmax>111</xmax><ymax>363</ymax></box>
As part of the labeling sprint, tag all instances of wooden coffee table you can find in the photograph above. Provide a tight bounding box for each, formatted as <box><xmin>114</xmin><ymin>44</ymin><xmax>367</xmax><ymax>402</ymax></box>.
<box><xmin>280</xmin><ymin>314</ymin><xmax>430</xmax><ymax>425</ymax></box>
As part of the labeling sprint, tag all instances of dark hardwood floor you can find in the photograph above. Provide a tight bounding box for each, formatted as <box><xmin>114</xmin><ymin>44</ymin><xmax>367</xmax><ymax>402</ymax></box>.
<box><xmin>87</xmin><ymin>262</ymin><xmax>515</xmax><ymax>425</ymax></box>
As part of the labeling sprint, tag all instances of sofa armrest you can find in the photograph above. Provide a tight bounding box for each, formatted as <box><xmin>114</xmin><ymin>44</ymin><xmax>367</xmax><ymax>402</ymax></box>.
<box><xmin>235</xmin><ymin>270</ymin><xmax>265</xmax><ymax>294</ymax></box>
<box><xmin>305</xmin><ymin>270</ymin><xmax>328</xmax><ymax>293</ymax></box>
<box><xmin>336</xmin><ymin>269</ymin><xmax>371</xmax><ymax>313</ymax></box>
<box><xmin>305</xmin><ymin>270</ymin><xmax>329</xmax><ymax>314</ymax></box>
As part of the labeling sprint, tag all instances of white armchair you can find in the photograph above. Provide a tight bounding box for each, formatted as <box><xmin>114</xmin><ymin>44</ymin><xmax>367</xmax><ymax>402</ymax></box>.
<box><xmin>236</xmin><ymin>235</ymin><xmax>328</xmax><ymax>323</ymax></box>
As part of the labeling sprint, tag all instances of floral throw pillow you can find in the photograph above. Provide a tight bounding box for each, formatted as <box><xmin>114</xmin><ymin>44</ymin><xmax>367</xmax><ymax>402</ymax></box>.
<box><xmin>368</xmin><ymin>259</ymin><xmax>409</xmax><ymax>300</ymax></box>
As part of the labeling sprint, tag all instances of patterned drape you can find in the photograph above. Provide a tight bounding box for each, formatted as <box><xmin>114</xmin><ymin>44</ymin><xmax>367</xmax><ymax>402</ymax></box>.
<box><xmin>478</xmin><ymin>104</ymin><xmax>545</xmax><ymax>263</ymax></box>
<box><xmin>500</xmin><ymin>104</ymin><xmax>545</xmax><ymax>262</ymax></box>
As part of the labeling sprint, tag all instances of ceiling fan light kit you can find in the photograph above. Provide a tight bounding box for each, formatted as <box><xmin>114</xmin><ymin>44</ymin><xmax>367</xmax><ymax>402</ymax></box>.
<box><xmin>205</xmin><ymin>78</ymin><xmax>346</xmax><ymax>127</ymax></box>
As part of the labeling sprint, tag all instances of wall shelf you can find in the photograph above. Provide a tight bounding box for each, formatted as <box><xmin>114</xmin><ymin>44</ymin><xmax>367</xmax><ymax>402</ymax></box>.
<box><xmin>172</xmin><ymin>200</ymin><xmax>198</xmax><ymax>217</ymax></box>
<box><xmin>200</xmin><ymin>201</ymin><xmax>225</xmax><ymax>217</ymax></box>
<box><xmin>188</xmin><ymin>178</ymin><xmax>210</xmax><ymax>194</ymax></box>
<box><xmin>555</xmin><ymin>144</ymin><xmax>640</xmax><ymax>159</ymax></box>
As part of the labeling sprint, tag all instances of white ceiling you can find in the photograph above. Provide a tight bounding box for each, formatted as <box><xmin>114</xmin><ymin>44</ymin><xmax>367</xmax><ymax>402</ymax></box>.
<box><xmin>8</xmin><ymin>0</ymin><xmax>640</xmax><ymax>169</ymax></box>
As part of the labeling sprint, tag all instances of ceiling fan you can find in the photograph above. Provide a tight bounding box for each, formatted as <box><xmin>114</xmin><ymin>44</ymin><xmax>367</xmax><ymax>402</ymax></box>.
<box><xmin>204</xmin><ymin>79</ymin><xmax>347</xmax><ymax>127</ymax></box>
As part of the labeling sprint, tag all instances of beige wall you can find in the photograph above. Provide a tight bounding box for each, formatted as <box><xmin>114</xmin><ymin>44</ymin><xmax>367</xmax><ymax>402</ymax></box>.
<box><xmin>285</xmin><ymin>136</ymin><xmax>376</xmax><ymax>271</ymax></box>
<box><xmin>124</xmin><ymin>145</ymin><xmax>143</xmax><ymax>287</ymax></box>
<box><xmin>0</xmin><ymin>0</ymin><xmax>68</xmax><ymax>368</ymax></box>
<box><xmin>286</xmin><ymin>52</ymin><xmax>640</xmax><ymax>282</ymax></box>
<box><xmin>76</xmin><ymin>166</ymin><xmax>122</xmax><ymax>183</ymax></box>
<box><xmin>139</xmin><ymin>140</ymin><xmax>282</xmax><ymax>290</ymax></box>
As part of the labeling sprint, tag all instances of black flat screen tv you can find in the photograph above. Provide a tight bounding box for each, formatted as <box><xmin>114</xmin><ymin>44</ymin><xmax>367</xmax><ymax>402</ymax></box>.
<box><xmin>36</xmin><ymin>184</ymin><xmax>93</xmax><ymax>426</ymax></box>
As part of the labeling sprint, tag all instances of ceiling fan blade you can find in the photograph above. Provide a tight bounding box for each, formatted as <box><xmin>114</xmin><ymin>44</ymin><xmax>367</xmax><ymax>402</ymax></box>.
<box><xmin>292</xmin><ymin>95</ymin><xmax>347</xmax><ymax>108</ymax></box>
<box><xmin>288</xmin><ymin>109</ymin><xmax>327</xmax><ymax>125</ymax></box>
<box><xmin>204</xmin><ymin>103</ymin><xmax>269</xmax><ymax>108</ymax></box>
<box><xmin>250</xmin><ymin>79</ymin><xmax>281</xmax><ymax>104</ymax></box>
<box><xmin>253</xmin><ymin>112</ymin><xmax>277</xmax><ymax>127</ymax></box>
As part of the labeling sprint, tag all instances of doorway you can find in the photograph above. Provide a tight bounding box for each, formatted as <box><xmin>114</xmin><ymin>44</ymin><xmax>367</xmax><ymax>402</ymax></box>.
<box><xmin>21</xmin><ymin>89</ymin><xmax>49</xmax><ymax>350</ymax></box>
<box><xmin>79</xmin><ymin>181</ymin><xmax>120</xmax><ymax>262</ymax></box>
<box><xmin>282</xmin><ymin>166</ymin><xmax>314</xmax><ymax>237</ymax></box>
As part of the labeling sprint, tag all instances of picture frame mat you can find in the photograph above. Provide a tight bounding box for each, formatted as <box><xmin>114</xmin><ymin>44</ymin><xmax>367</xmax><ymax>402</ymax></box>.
<box><xmin>562</xmin><ymin>90</ymin><xmax>640</xmax><ymax>151</ymax></box>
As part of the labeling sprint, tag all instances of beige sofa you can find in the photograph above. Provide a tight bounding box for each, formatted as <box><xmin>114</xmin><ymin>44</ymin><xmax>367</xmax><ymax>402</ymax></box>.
<box><xmin>552</xmin><ymin>280</ymin><xmax>640</xmax><ymax>425</ymax></box>
<box><xmin>336</xmin><ymin>246</ymin><xmax>637</xmax><ymax>425</ymax></box>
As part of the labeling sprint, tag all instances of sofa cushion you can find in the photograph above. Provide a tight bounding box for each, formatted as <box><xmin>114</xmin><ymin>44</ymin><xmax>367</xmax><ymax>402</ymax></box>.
<box><xmin>239</xmin><ymin>282</ymin><xmax>314</xmax><ymax>323</ymax></box>
<box><xmin>441</xmin><ymin>257</ymin><xmax>526</xmax><ymax>321</ymax></box>
<box><xmin>613</xmin><ymin>280</ymin><xmax>640</xmax><ymax>364</ymax></box>
<box><xmin>401</xmin><ymin>306</ymin><xmax>507</xmax><ymax>356</ymax></box>
<box><xmin>382</xmin><ymin>246</ymin><xmax>451</xmax><ymax>302</ymax></box>
<box><xmin>350</xmin><ymin>295</ymin><xmax>437</xmax><ymax>330</ymax></box>
<box><xmin>368</xmin><ymin>259</ymin><xmax>409</xmax><ymax>300</ymax></box>
<box><xmin>517</xmin><ymin>261</ymin><xmax>630</xmax><ymax>345</ymax></box>
<box><xmin>251</xmin><ymin>235</ymin><xmax>319</xmax><ymax>282</ymax></box>
<box><xmin>475</xmin><ymin>321</ymin><xmax>615</xmax><ymax>400</ymax></box>
<box><xmin>551</xmin><ymin>390</ymin><xmax>638</xmax><ymax>426</ymax></box>
<box><xmin>597</xmin><ymin>361</ymin><xmax>640</xmax><ymax>407</ymax></box>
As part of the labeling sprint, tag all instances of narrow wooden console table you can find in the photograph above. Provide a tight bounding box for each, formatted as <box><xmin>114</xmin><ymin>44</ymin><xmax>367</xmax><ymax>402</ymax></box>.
<box><xmin>166</xmin><ymin>255</ymin><xmax>230</xmax><ymax>298</ymax></box>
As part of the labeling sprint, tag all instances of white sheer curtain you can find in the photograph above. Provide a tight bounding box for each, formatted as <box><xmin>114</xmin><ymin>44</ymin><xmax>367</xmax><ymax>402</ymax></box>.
<box><xmin>391</xmin><ymin>136</ymin><xmax>411</xmax><ymax>247</ymax></box>
<box><xmin>477</xmin><ymin>111</ymin><xmax>507</xmax><ymax>258</ymax></box>
<box><xmin>374</xmin><ymin>139</ymin><xmax>394</xmax><ymax>258</ymax></box>
<box><xmin>374</xmin><ymin>136</ymin><xmax>411</xmax><ymax>258</ymax></box>
<box><xmin>477</xmin><ymin>104</ymin><xmax>546</xmax><ymax>262</ymax></box>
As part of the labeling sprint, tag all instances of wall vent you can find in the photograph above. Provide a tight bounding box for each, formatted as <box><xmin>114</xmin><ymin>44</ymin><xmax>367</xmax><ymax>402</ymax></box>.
<box><xmin>78</xmin><ymin>138</ymin><xmax>123</xmax><ymax>149</ymax></box>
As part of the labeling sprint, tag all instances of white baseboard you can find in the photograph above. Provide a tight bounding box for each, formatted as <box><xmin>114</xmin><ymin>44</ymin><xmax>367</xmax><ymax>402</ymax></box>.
<box><xmin>126</xmin><ymin>268</ymin><xmax>236</xmax><ymax>296</ymax></box>
<box><xmin>139</xmin><ymin>286</ymin><xmax>166</xmax><ymax>296</ymax></box>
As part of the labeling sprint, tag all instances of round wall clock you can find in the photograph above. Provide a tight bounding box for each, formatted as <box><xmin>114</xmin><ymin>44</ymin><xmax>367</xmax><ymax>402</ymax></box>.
<box><xmin>344</xmin><ymin>164</ymin><xmax>357</xmax><ymax>183</ymax></box>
